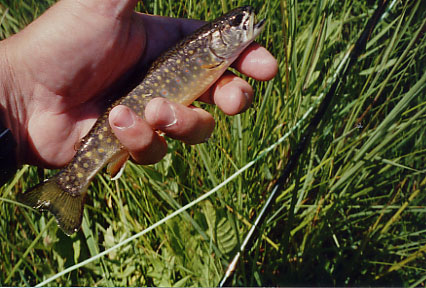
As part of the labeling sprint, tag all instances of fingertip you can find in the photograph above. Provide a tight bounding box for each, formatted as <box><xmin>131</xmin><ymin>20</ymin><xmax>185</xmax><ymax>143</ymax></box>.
<box><xmin>214</xmin><ymin>87</ymin><xmax>252</xmax><ymax>116</ymax></box>
<box><xmin>233</xmin><ymin>43</ymin><xmax>278</xmax><ymax>81</ymax></box>
<box><xmin>212</xmin><ymin>74</ymin><xmax>253</xmax><ymax>115</ymax></box>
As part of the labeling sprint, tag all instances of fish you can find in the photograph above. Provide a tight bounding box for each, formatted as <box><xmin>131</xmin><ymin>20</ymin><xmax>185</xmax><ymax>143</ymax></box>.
<box><xmin>17</xmin><ymin>6</ymin><xmax>266</xmax><ymax>235</ymax></box>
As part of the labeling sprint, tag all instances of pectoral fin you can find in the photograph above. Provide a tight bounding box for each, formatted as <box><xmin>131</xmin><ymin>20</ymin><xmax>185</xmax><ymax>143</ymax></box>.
<box><xmin>201</xmin><ymin>61</ymin><xmax>224</xmax><ymax>69</ymax></box>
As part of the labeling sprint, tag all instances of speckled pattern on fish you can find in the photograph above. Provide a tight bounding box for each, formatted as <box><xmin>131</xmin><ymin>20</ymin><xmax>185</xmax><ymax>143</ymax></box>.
<box><xmin>18</xmin><ymin>6</ymin><xmax>266</xmax><ymax>235</ymax></box>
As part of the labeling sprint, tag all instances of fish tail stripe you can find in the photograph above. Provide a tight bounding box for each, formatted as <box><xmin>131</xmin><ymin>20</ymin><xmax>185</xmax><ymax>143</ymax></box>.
<box><xmin>18</xmin><ymin>176</ymin><xmax>86</xmax><ymax>235</ymax></box>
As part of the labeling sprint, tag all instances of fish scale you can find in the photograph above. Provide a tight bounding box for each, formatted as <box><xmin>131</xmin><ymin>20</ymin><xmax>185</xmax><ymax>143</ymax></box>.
<box><xmin>18</xmin><ymin>6</ymin><xmax>266</xmax><ymax>235</ymax></box>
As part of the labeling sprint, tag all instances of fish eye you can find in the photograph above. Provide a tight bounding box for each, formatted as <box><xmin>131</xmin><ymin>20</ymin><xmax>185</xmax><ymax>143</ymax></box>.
<box><xmin>230</xmin><ymin>14</ymin><xmax>244</xmax><ymax>27</ymax></box>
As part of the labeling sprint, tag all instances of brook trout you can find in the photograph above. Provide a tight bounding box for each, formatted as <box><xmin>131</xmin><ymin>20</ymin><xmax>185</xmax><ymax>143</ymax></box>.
<box><xmin>18</xmin><ymin>6</ymin><xmax>266</xmax><ymax>235</ymax></box>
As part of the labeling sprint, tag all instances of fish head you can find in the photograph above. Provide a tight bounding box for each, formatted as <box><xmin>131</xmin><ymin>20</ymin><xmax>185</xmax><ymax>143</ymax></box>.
<box><xmin>209</xmin><ymin>6</ymin><xmax>266</xmax><ymax>60</ymax></box>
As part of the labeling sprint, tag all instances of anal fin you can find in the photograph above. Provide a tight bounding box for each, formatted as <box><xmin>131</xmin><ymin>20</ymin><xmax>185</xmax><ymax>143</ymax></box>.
<box><xmin>107</xmin><ymin>150</ymin><xmax>130</xmax><ymax>180</ymax></box>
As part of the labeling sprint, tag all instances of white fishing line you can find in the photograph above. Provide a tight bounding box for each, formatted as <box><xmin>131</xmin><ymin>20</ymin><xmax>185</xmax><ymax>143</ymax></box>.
<box><xmin>35</xmin><ymin>6</ymin><xmax>365</xmax><ymax>285</ymax></box>
<box><xmin>35</xmin><ymin>39</ymin><xmax>355</xmax><ymax>286</ymax></box>
<box><xmin>36</xmin><ymin>87</ymin><xmax>329</xmax><ymax>287</ymax></box>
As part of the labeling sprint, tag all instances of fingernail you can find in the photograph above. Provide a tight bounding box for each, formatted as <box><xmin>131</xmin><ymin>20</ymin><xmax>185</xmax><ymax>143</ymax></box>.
<box><xmin>156</xmin><ymin>100</ymin><xmax>177</xmax><ymax>128</ymax></box>
<box><xmin>112</xmin><ymin>107</ymin><xmax>135</xmax><ymax>129</ymax></box>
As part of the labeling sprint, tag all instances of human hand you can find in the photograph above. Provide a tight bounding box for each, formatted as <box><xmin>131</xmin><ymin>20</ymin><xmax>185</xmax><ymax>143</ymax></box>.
<box><xmin>0</xmin><ymin>0</ymin><xmax>277</xmax><ymax>168</ymax></box>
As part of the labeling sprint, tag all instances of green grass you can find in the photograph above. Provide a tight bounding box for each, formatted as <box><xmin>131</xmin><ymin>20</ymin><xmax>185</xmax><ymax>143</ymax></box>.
<box><xmin>1</xmin><ymin>0</ymin><xmax>425</xmax><ymax>286</ymax></box>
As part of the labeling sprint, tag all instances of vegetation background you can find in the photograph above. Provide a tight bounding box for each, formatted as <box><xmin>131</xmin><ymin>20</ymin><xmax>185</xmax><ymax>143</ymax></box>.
<box><xmin>1</xmin><ymin>0</ymin><xmax>425</xmax><ymax>286</ymax></box>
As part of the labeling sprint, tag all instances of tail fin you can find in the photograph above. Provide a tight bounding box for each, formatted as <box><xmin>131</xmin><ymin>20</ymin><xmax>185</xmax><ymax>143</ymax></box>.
<box><xmin>17</xmin><ymin>176</ymin><xmax>86</xmax><ymax>235</ymax></box>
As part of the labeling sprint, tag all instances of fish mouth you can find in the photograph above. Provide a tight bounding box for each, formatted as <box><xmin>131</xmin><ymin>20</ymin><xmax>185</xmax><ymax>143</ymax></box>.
<box><xmin>254</xmin><ymin>18</ymin><xmax>266</xmax><ymax>36</ymax></box>
<box><xmin>248</xmin><ymin>12</ymin><xmax>266</xmax><ymax>40</ymax></box>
